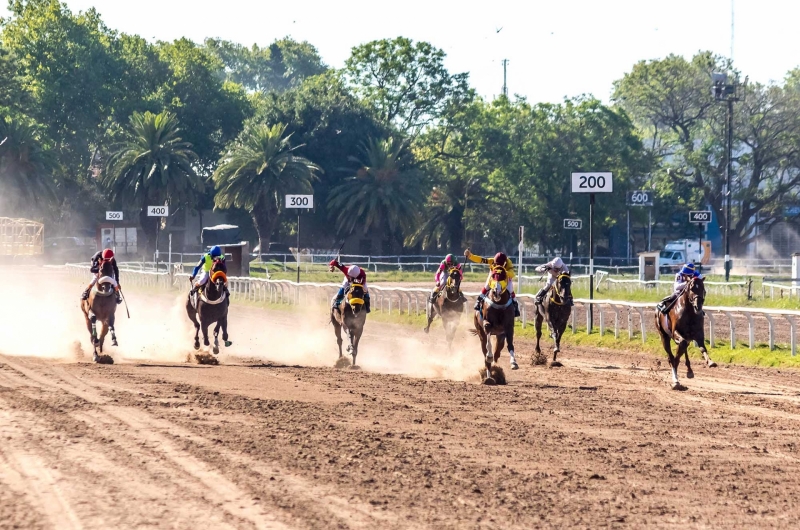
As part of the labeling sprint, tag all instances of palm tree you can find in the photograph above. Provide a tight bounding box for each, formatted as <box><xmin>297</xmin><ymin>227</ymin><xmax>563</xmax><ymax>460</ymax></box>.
<box><xmin>213</xmin><ymin>123</ymin><xmax>321</xmax><ymax>254</ymax></box>
<box><xmin>327</xmin><ymin>137</ymin><xmax>424</xmax><ymax>241</ymax></box>
<box><xmin>0</xmin><ymin>116</ymin><xmax>58</xmax><ymax>214</ymax></box>
<box><xmin>102</xmin><ymin>111</ymin><xmax>203</xmax><ymax>251</ymax></box>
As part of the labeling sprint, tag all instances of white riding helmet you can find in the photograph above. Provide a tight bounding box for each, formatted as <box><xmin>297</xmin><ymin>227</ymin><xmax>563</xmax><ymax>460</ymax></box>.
<box><xmin>347</xmin><ymin>265</ymin><xmax>362</xmax><ymax>278</ymax></box>
<box><xmin>552</xmin><ymin>257</ymin><xmax>564</xmax><ymax>269</ymax></box>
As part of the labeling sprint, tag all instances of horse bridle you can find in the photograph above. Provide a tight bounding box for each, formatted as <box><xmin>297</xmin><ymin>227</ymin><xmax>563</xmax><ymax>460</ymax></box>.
<box><xmin>443</xmin><ymin>268</ymin><xmax>461</xmax><ymax>303</ymax></box>
<box><xmin>549</xmin><ymin>273</ymin><xmax>571</xmax><ymax>306</ymax></box>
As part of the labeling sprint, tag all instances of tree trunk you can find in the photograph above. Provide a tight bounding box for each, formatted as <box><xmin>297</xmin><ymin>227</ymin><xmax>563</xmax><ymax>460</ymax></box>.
<box><xmin>139</xmin><ymin>208</ymin><xmax>159</xmax><ymax>257</ymax></box>
<box><xmin>250</xmin><ymin>194</ymin><xmax>279</xmax><ymax>258</ymax></box>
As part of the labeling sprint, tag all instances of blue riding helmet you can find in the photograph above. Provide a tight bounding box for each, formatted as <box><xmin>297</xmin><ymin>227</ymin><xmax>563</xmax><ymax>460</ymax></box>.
<box><xmin>210</xmin><ymin>246</ymin><xmax>222</xmax><ymax>257</ymax></box>
<box><xmin>680</xmin><ymin>263</ymin><xmax>699</xmax><ymax>276</ymax></box>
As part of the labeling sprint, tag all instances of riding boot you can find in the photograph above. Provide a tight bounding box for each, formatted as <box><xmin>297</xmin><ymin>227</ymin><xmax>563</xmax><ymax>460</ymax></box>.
<box><xmin>331</xmin><ymin>295</ymin><xmax>343</xmax><ymax>309</ymax></box>
<box><xmin>474</xmin><ymin>294</ymin><xmax>485</xmax><ymax>311</ymax></box>
<box><xmin>80</xmin><ymin>288</ymin><xmax>90</xmax><ymax>301</ymax></box>
<box><xmin>512</xmin><ymin>298</ymin><xmax>520</xmax><ymax>317</ymax></box>
<box><xmin>115</xmin><ymin>290</ymin><xmax>123</xmax><ymax>305</ymax></box>
<box><xmin>364</xmin><ymin>294</ymin><xmax>371</xmax><ymax>314</ymax></box>
<box><xmin>428</xmin><ymin>290</ymin><xmax>438</xmax><ymax>305</ymax></box>
<box><xmin>534</xmin><ymin>287</ymin><xmax>547</xmax><ymax>305</ymax></box>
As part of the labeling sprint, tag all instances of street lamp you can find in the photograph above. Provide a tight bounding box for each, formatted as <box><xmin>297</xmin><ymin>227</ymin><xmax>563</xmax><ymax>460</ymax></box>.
<box><xmin>712</xmin><ymin>72</ymin><xmax>741</xmax><ymax>281</ymax></box>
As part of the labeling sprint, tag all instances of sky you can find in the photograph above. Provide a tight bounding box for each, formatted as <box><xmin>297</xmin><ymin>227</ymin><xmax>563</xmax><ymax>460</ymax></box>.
<box><xmin>4</xmin><ymin>0</ymin><xmax>799</xmax><ymax>103</ymax></box>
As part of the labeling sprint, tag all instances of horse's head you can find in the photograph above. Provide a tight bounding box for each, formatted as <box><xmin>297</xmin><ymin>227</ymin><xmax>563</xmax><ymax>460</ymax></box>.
<box><xmin>687</xmin><ymin>276</ymin><xmax>705</xmax><ymax>312</ymax></box>
<box><xmin>347</xmin><ymin>283</ymin><xmax>366</xmax><ymax>315</ymax></box>
<box><xmin>99</xmin><ymin>259</ymin><xmax>114</xmax><ymax>278</ymax></box>
<box><xmin>444</xmin><ymin>267</ymin><xmax>461</xmax><ymax>298</ymax></box>
<box><xmin>488</xmin><ymin>267</ymin><xmax>508</xmax><ymax>302</ymax></box>
<box><xmin>209</xmin><ymin>271</ymin><xmax>228</xmax><ymax>299</ymax></box>
<box><xmin>551</xmin><ymin>272</ymin><xmax>572</xmax><ymax>305</ymax></box>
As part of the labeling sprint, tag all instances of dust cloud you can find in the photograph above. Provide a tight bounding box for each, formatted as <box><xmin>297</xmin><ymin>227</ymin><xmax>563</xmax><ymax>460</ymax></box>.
<box><xmin>0</xmin><ymin>269</ymin><xmax>485</xmax><ymax>382</ymax></box>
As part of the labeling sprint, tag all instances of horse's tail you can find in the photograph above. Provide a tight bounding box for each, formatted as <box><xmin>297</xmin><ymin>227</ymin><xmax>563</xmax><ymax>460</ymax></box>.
<box><xmin>468</xmin><ymin>329</ymin><xmax>480</xmax><ymax>336</ymax></box>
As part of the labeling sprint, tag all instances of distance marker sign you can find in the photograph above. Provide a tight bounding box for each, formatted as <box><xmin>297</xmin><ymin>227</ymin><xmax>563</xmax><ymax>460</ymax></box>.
<box><xmin>147</xmin><ymin>205</ymin><xmax>169</xmax><ymax>217</ymax></box>
<box><xmin>563</xmin><ymin>219</ymin><xmax>582</xmax><ymax>230</ymax></box>
<box><xmin>571</xmin><ymin>172</ymin><xmax>613</xmax><ymax>193</ymax></box>
<box><xmin>689</xmin><ymin>210</ymin><xmax>712</xmax><ymax>224</ymax></box>
<box><xmin>285</xmin><ymin>195</ymin><xmax>314</xmax><ymax>209</ymax></box>
<box><xmin>106</xmin><ymin>211</ymin><xmax>123</xmax><ymax>221</ymax></box>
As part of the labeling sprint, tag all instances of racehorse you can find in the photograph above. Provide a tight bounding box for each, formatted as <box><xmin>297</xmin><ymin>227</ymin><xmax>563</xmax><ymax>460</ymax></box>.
<box><xmin>654</xmin><ymin>275</ymin><xmax>717</xmax><ymax>390</ymax></box>
<box><xmin>80</xmin><ymin>259</ymin><xmax>118</xmax><ymax>363</ymax></box>
<box><xmin>534</xmin><ymin>271</ymin><xmax>573</xmax><ymax>366</ymax></box>
<box><xmin>186</xmin><ymin>260</ymin><xmax>231</xmax><ymax>354</ymax></box>
<box><xmin>331</xmin><ymin>282</ymin><xmax>367</xmax><ymax>368</ymax></box>
<box><xmin>423</xmin><ymin>266</ymin><xmax>465</xmax><ymax>344</ymax></box>
<box><xmin>471</xmin><ymin>268</ymin><xmax>518</xmax><ymax>384</ymax></box>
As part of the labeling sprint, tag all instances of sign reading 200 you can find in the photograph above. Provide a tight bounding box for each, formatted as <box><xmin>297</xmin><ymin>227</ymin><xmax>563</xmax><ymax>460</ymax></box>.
<box><xmin>571</xmin><ymin>172</ymin><xmax>613</xmax><ymax>193</ymax></box>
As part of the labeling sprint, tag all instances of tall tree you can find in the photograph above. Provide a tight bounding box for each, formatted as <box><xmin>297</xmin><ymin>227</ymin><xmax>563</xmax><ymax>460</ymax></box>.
<box><xmin>213</xmin><ymin>123</ymin><xmax>320</xmax><ymax>254</ymax></box>
<box><xmin>102</xmin><ymin>111</ymin><xmax>203</xmax><ymax>250</ymax></box>
<box><xmin>345</xmin><ymin>37</ymin><xmax>473</xmax><ymax>136</ymax></box>
<box><xmin>0</xmin><ymin>114</ymin><xmax>58</xmax><ymax>215</ymax></box>
<box><xmin>327</xmin><ymin>136</ymin><xmax>424</xmax><ymax>241</ymax></box>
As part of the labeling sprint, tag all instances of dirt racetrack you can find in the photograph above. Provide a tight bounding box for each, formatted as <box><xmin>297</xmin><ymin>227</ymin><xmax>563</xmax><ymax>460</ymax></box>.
<box><xmin>2</xmin><ymin>271</ymin><xmax>800</xmax><ymax>528</ymax></box>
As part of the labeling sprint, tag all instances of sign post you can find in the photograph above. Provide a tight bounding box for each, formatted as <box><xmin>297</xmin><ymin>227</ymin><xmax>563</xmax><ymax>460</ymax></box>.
<box><xmin>106</xmin><ymin>211</ymin><xmax>123</xmax><ymax>253</ymax></box>
<box><xmin>626</xmin><ymin>190</ymin><xmax>654</xmax><ymax>261</ymax></box>
<box><xmin>285</xmin><ymin>195</ymin><xmax>314</xmax><ymax>284</ymax></box>
<box><xmin>689</xmin><ymin>210</ymin><xmax>712</xmax><ymax>270</ymax></box>
<box><xmin>147</xmin><ymin>205</ymin><xmax>169</xmax><ymax>268</ymax></box>
<box><xmin>518</xmin><ymin>226</ymin><xmax>524</xmax><ymax>277</ymax></box>
<box><xmin>572</xmin><ymin>172</ymin><xmax>613</xmax><ymax>332</ymax></box>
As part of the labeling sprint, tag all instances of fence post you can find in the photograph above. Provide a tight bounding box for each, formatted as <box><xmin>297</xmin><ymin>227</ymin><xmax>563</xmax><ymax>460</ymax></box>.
<box><xmin>785</xmin><ymin>316</ymin><xmax>796</xmax><ymax>356</ymax></box>
<box><xmin>764</xmin><ymin>314</ymin><xmax>774</xmax><ymax>351</ymax></box>
<box><xmin>708</xmin><ymin>312</ymin><xmax>715</xmax><ymax>348</ymax></box>
<box><xmin>745</xmin><ymin>313</ymin><xmax>755</xmax><ymax>350</ymax></box>
<box><xmin>724</xmin><ymin>312</ymin><xmax>736</xmax><ymax>349</ymax></box>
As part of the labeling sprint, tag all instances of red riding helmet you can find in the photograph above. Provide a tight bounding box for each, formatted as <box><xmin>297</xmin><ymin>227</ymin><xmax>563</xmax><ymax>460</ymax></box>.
<box><xmin>102</xmin><ymin>249</ymin><xmax>114</xmax><ymax>260</ymax></box>
<box><xmin>494</xmin><ymin>252</ymin><xmax>507</xmax><ymax>266</ymax></box>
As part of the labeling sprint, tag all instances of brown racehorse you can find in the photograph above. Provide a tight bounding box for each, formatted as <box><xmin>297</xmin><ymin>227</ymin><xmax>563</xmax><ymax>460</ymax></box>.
<box><xmin>654</xmin><ymin>275</ymin><xmax>717</xmax><ymax>390</ymax></box>
<box><xmin>186</xmin><ymin>261</ymin><xmax>231</xmax><ymax>354</ymax></box>
<box><xmin>424</xmin><ymin>266</ymin><xmax>465</xmax><ymax>344</ymax></box>
<box><xmin>80</xmin><ymin>259</ymin><xmax>118</xmax><ymax>364</ymax></box>
<box><xmin>535</xmin><ymin>271</ymin><xmax>573</xmax><ymax>366</ymax></box>
<box><xmin>331</xmin><ymin>282</ymin><xmax>367</xmax><ymax>368</ymax></box>
<box><xmin>471</xmin><ymin>269</ymin><xmax>518</xmax><ymax>384</ymax></box>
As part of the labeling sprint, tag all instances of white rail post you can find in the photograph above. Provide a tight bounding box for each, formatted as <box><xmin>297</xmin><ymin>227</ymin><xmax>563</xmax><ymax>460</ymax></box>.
<box><xmin>628</xmin><ymin>307</ymin><xmax>633</xmax><ymax>340</ymax></box>
<box><xmin>611</xmin><ymin>304</ymin><xmax>620</xmax><ymax>339</ymax></box>
<box><xmin>707</xmin><ymin>312</ymin><xmax>715</xmax><ymax>348</ymax></box>
<box><xmin>637</xmin><ymin>307</ymin><xmax>646</xmax><ymax>343</ymax></box>
<box><xmin>599</xmin><ymin>304</ymin><xmax>605</xmax><ymax>336</ymax></box>
<box><xmin>745</xmin><ymin>313</ymin><xmax>755</xmax><ymax>350</ymax></box>
<box><xmin>764</xmin><ymin>314</ymin><xmax>775</xmax><ymax>351</ymax></box>
<box><xmin>724</xmin><ymin>312</ymin><xmax>736</xmax><ymax>349</ymax></box>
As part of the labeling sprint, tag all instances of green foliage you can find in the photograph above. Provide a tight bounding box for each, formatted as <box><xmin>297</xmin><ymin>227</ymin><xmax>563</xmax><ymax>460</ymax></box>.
<box><xmin>345</xmin><ymin>37</ymin><xmax>473</xmax><ymax>135</ymax></box>
<box><xmin>0</xmin><ymin>113</ymin><xmax>59</xmax><ymax>212</ymax></box>
<box><xmin>213</xmin><ymin>122</ymin><xmax>320</xmax><ymax>252</ymax></box>
<box><xmin>328</xmin><ymin>136</ymin><xmax>424</xmax><ymax>239</ymax></box>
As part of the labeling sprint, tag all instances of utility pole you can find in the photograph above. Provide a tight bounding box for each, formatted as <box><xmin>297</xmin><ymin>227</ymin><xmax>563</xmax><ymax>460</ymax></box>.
<box><xmin>501</xmin><ymin>59</ymin><xmax>509</xmax><ymax>97</ymax></box>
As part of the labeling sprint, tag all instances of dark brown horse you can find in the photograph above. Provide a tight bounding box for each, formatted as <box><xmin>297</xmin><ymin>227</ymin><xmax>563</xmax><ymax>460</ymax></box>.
<box><xmin>186</xmin><ymin>262</ymin><xmax>231</xmax><ymax>354</ymax></box>
<box><xmin>80</xmin><ymin>259</ymin><xmax>118</xmax><ymax>364</ymax></box>
<box><xmin>331</xmin><ymin>283</ymin><xmax>367</xmax><ymax>368</ymax></box>
<box><xmin>654</xmin><ymin>275</ymin><xmax>717</xmax><ymax>390</ymax></box>
<box><xmin>471</xmin><ymin>272</ymin><xmax>517</xmax><ymax>384</ymax></box>
<box><xmin>534</xmin><ymin>271</ymin><xmax>573</xmax><ymax>366</ymax></box>
<box><xmin>424</xmin><ymin>266</ymin><xmax>465</xmax><ymax>344</ymax></box>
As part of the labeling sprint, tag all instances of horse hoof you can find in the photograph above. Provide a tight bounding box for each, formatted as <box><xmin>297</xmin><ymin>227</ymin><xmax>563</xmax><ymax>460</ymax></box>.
<box><xmin>193</xmin><ymin>343</ymin><xmax>200</xmax><ymax>351</ymax></box>
<box><xmin>671</xmin><ymin>383</ymin><xmax>688</xmax><ymax>391</ymax></box>
<box><xmin>483</xmin><ymin>377</ymin><xmax>497</xmax><ymax>386</ymax></box>
<box><xmin>708</xmin><ymin>361</ymin><xmax>718</xmax><ymax>368</ymax></box>
<box><xmin>423</xmin><ymin>327</ymin><xmax>429</xmax><ymax>334</ymax></box>
<box><xmin>549</xmin><ymin>361</ymin><xmax>563</xmax><ymax>368</ymax></box>
<box><xmin>224</xmin><ymin>341</ymin><xmax>232</xmax><ymax>347</ymax></box>
<box><xmin>511</xmin><ymin>362</ymin><xmax>519</xmax><ymax>370</ymax></box>
<box><xmin>112</xmin><ymin>340</ymin><xmax>118</xmax><ymax>347</ymax></box>
<box><xmin>346</xmin><ymin>346</ymin><xmax>353</xmax><ymax>353</ymax></box>
<box><xmin>349</xmin><ymin>364</ymin><xmax>361</xmax><ymax>371</ymax></box>
<box><xmin>687</xmin><ymin>371</ymin><xmax>695</xmax><ymax>379</ymax></box>
<box><xmin>92</xmin><ymin>353</ymin><xmax>99</xmax><ymax>363</ymax></box>
<box><xmin>212</xmin><ymin>346</ymin><xmax>219</xmax><ymax>355</ymax></box>
<box><xmin>92</xmin><ymin>337</ymin><xmax>99</xmax><ymax>345</ymax></box>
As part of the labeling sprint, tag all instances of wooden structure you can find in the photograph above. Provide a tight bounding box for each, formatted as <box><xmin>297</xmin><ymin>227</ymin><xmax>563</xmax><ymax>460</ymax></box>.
<box><xmin>0</xmin><ymin>217</ymin><xmax>44</xmax><ymax>256</ymax></box>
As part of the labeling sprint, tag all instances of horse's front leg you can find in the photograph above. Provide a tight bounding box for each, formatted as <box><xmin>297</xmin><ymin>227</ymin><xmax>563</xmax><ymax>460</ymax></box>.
<box><xmin>212</xmin><ymin>322</ymin><xmax>221</xmax><ymax>354</ymax></box>
<box><xmin>350</xmin><ymin>329</ymin><xmax>362</xmax><ymax>367</ymax></box>
<box><xmin>201</xmin><ymin>320</ymin><xmax>211</xmax><ymax>347</ymax></box>
<box><xmin>220</xmin><ymin>316</ymin><xmax>231</xmax><ymax>347</ymax></box>
<box><xmin>505</xmin><ymin>320</ymin><xmax>518</xmax><ymax>370</ymax></box>
<box><xmin>98</xmin><ymin>321</ymin><xmax>108</xmax><ymax>354</ymax></box>
<box><xmin>673</xmin><ymin>332</ymin><xmax>693</xmax><ymax>380</ymax></box>
<box><xmin>423</xmin><ymin>300</ymin><xmax>436</xmax><ymax>333</ymax></box>
<box><xmin>693</xmin><ymin>328</ymin><xmax>717</xmax><ymax>368</ymax></box>
<box><xmin>109</xmin><ymin>313</ymin><xmax>118</xmax><ymax>347</ymax></box>
<box><xmin>534</xmin><ymin>313</ymin><xmax>543</xmax><ymax>355</ymax></box>
<box><xmin>494</xmin><ymin>335</ymin><xmax>505</xmax><ymax>364</ymax></box>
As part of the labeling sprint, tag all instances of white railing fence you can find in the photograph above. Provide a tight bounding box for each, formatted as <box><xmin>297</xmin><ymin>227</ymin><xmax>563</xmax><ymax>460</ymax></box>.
<box><xmin>61</xmin><ymin>264</ymin><xmax>799</xmax><ymax>356</ymax></box>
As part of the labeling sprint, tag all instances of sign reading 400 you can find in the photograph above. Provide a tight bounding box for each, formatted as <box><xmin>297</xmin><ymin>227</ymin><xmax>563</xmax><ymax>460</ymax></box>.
<box><xmin>571</xmin><ymin>172</ymin><xmax>613</xmax><ymax>193</ymax></box>
<box><xmin>147</xmin><ymin>205</ymin><xmax>169</xmax><ymax>217</ymax></box>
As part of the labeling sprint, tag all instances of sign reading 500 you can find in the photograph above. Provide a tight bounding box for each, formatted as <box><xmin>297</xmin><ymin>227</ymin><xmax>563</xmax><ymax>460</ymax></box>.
<box><xmin>571</xmin><ymin>172</ymin><xmax>613</xmax><ymax>193</ymax></box>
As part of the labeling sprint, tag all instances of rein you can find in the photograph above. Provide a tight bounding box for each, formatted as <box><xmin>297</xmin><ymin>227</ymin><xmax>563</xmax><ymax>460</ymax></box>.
<box><xmin>200</xmin><ymin>280</ymin><xmax>227</xmax><ymax>305</ymax></box>
<box><xmin>548</xmin><ymin>272</ymin><xmax>571</xmax><ymax>306</ymax></box>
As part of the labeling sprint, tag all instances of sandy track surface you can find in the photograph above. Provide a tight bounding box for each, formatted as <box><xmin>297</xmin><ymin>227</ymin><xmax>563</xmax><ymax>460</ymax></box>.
<box><xmin>2</xmin><ymin>272</ymin><xmax>800</xmax><ymax>528</ymax></box>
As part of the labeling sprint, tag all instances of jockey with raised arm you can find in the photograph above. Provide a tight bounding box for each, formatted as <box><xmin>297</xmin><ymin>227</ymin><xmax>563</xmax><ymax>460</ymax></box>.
<box><xmin>190</xmin><ymin>246</ymin><xmax>224</xmax><ymax>294</ymax></box>
<box><xmin>329</xmin><ymin>260</ymin><xmax>371</xmax><ymax>313</ymax></box>
<box><xmin>657</xmin><ymin>262</ymin><xmax>701</xmax><ymax>314</ymax></box>
<box><xmin>467</xmin><ymin>250</ymin><xmax>520</xmax><ymax>317</ymax></box>
<box><xmin>534</xmin><ymin>256</ymin><xmax>573</xmax><ymax>306</ymax></box>
<box><xmin>429</xmin><ymin>254</ymin><xmax>464</xmax><ymax>303</ymax></box>
<box><xmin>82</xmin><ymin>248</ymin><xmax>122</xmax><ymax>304</ymax></box>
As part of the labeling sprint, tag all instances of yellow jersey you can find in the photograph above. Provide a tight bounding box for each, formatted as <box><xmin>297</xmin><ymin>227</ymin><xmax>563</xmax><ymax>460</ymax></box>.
<box><xmin>465</xmin><ymin>251</ymin><xmax>516</xmax><ymax>279</ymax></box>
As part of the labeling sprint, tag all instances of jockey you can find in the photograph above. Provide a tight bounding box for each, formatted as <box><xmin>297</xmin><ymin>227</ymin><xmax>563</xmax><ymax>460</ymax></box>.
<box><xmin>469</xmin><ymin>250</ymin><xmax>520</xmax><ymax>317</ymax></box>
<box><xmin>657</xmin><ymin>262</ymin><xmax>701</xmax><ymax>314</ymax></box>
<box><xmin>329</xmin><ymin>260</ymin><xmax>371</xmax><ymax>313</ymax></box>
<box><xmin>429</xmin><ymin>253</ymin><xmax>464</xmax><ymax>303</ymax></box>
<box><xmin>190</xmin><ymin>246</ymin><xmax>224</xmax><ymax>294</ymax></box>
<box><xmin>81</xmin><ymin>248</ymin><xmax>122</xmax><ymax>304</ymax></box>
<box><xmin>534</xmin><ymin>256</ymin><xmax>573</xmax><ymax>306</ymax></box>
